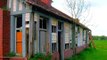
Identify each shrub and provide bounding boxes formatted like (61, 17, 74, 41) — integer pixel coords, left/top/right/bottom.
(6, 52, 16, 57)
(29, 53, 52, 60)
(45, 53, 52, 60)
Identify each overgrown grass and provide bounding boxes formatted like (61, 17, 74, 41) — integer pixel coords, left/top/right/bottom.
(66, 40, 107, 60)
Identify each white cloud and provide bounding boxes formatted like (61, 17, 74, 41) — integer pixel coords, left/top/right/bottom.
(90, 6, 107, 36)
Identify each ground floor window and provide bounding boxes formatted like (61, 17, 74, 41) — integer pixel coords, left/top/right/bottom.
(52, 43, 57, 53)
(65, 43, 69, 49)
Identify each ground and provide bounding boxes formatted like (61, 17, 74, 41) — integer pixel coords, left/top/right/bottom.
(65, 40, 107, 60)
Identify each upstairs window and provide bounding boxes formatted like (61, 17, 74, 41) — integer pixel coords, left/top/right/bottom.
(52, 25, 56, 33)
(39, 16, 48, 29)
(58, 21, 62, 30)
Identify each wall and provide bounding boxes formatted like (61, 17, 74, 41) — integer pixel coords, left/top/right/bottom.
(0, 0, 7, 8)
(0, 57, 27, 60)
(0, 9, 10, 57)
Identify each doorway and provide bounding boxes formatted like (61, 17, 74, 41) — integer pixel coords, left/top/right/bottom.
(58, 21, 63, 60)
(58, 31, 62, 60)
(16, 15, 22, 55)
(39, 30, 47, 53)
(39, 16, 48, 53)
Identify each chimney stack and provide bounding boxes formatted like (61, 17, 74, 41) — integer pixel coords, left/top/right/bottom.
(41, 0, 52, 6)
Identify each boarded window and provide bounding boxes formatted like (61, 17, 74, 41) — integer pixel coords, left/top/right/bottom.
(64, 23, 72, 49)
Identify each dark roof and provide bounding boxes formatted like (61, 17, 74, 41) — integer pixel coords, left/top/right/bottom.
(26, 0, 90, 30)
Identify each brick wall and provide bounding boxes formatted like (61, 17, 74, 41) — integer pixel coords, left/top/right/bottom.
(0, 9, 3, 57)
(64, 49, 73, 59)
(76, 44, 87, 54)
(0, 57, 27, 60)
(0, 0, 7, 8)
(52, 52, 59, 60)
(0, 9, 10, 57)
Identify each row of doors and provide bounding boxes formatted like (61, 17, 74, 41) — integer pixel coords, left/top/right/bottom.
(15, 15, 63, 59)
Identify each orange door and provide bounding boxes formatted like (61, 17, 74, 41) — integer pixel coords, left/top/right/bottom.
(16, 32, 22, 55)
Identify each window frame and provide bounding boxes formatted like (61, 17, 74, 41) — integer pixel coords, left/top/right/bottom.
(39, 16, 48, 30)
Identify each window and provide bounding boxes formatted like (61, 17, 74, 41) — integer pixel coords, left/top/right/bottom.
(26, 21, 29, 24)
(43, 19, 47, 29)
(52, 43, 57, 53)
(64, 23, 71, 49)
(52, 25, 56, 33)
(40, 19, 43, 28)
(17, 16, 22, 28)
(16, 15, 22, 32)
(52, 25, 57, 52)
(39, 16, 47, 29)
(58, 21, 62, 30)
(65, 43, 69, 49)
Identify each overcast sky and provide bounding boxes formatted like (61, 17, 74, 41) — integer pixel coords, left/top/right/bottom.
(52, 0, 107, 36)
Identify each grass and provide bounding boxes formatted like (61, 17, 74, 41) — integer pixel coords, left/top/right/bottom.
(66, 40, 107, 60)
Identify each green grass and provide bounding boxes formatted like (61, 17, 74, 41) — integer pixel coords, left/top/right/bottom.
(66, 40, 107, 60)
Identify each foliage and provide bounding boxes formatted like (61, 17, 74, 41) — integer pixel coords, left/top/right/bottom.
(0, 0, 8, 10)
(1, 6, 8, 10)
(66, 40, 107, 60)
(66, 0, 90, 19)
(29, 53, 52, 60)
(93, 36, 107, 40)
(6, 52, 16, 57)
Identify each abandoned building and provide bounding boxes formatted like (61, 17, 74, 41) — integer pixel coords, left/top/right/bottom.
(0, 0, 91, 60)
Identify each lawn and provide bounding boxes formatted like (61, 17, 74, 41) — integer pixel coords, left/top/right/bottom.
(66, 40, 107, 60)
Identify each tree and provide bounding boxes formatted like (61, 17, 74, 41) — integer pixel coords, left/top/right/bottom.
(66, 0, 90, 22)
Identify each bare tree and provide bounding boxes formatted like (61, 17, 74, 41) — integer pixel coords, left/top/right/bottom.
(66, 0, 90, 20)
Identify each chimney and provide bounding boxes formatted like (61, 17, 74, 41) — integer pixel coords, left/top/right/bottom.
(74, 18, 80, 23)
(41, 0, 52, 6)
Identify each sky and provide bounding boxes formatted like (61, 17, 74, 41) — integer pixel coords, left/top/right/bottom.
(52, 0, 107, 36)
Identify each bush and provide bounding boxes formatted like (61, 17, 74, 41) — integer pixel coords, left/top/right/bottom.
(29, 53, 52, 60)
(6, 52, 16, 57)
(45, 53, 52, 60)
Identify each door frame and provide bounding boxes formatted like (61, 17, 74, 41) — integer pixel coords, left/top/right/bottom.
(15, 15, 23, 55)
(38, 16, 49, 53)
(57, 21, 64, 60)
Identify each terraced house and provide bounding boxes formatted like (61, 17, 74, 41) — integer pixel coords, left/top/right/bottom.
(0, 0, 91, 60)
